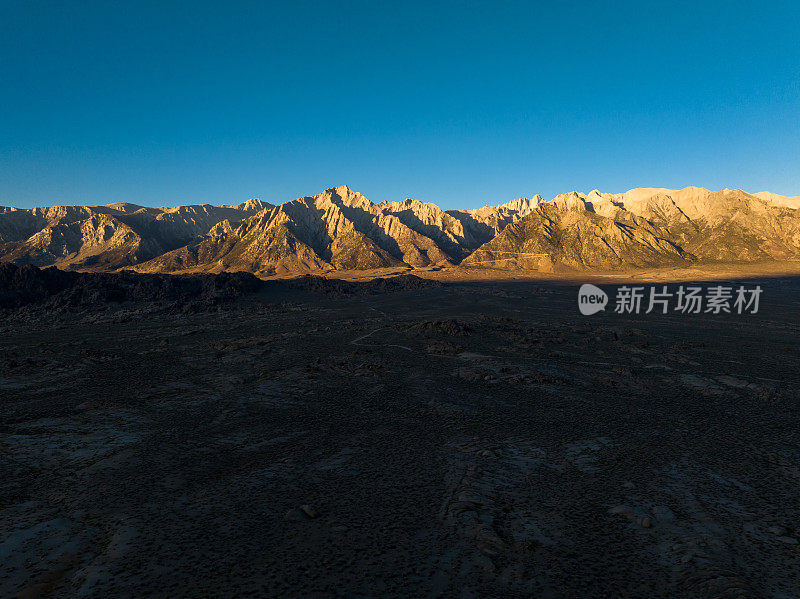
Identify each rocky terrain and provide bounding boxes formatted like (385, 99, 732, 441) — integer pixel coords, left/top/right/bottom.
(1, 266, 799, 597)
(3, 185, 799, 275)
(0, 199, 270, 272)
(462, 187, 800, 271)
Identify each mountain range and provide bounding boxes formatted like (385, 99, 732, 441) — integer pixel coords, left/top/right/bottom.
(2, 185, 799, 275)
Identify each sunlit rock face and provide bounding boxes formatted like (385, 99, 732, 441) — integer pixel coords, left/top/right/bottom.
(0, 199, 271, 271)
(2, 185, 799, 274)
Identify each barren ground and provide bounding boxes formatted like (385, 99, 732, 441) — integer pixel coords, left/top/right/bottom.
(1, 269, 799, 598)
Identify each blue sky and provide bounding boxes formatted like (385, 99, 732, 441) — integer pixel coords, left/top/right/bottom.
(2, 0, 799, 210)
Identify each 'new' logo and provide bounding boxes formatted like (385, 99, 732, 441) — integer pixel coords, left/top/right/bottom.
(578, 284, 608, 315)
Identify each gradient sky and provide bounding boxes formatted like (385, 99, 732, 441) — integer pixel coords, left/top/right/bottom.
(2, 0, 799, 210)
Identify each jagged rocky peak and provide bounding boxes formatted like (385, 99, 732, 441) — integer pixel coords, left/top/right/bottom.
(580, 190, 625, 217)
(236, 198, 271, 212)
(377, 197, 454, 222)
(496, 196, 543, 213)
(318, 185, 370, 206)
(379, 197, 430, 209)
(550, 191, 591, 211)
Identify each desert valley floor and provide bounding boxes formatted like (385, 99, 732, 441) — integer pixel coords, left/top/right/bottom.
(2, 267, 800, 598)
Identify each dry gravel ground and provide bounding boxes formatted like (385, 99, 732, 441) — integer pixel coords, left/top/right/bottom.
(1, 273, 799, 598)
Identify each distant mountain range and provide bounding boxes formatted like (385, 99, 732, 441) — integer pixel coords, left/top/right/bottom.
(2, 185, 799, 274)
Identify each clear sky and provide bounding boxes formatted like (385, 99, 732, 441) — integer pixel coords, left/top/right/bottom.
(2, 0, 799, 210)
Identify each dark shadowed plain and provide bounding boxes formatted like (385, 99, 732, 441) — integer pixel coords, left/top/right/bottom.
(1, 266, 798, 597)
